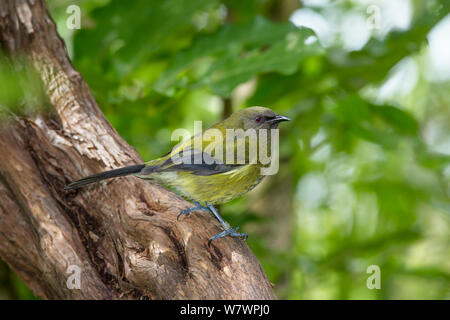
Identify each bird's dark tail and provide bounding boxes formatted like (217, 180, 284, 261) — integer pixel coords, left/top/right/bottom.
(64, 164, 146, 191)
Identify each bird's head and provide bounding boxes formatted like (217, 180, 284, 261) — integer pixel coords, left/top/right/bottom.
(224, 106, 291, 130)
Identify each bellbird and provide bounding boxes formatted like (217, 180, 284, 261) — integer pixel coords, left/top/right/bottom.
(65, 107, 290, 241)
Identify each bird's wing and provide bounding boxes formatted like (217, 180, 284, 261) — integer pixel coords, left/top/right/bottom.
(140, 127, 259, 176)
(141, 145, 243, 176)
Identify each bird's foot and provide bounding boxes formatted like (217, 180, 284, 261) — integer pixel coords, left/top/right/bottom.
(209, 227, 248, 243)
(177, 202, 209, 220)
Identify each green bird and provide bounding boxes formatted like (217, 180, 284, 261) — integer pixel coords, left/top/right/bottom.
(65, 106, 290, 241)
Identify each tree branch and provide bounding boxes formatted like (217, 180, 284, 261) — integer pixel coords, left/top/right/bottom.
(0, 0, 275, 299)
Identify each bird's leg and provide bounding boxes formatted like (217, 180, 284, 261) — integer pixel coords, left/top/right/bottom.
(207, 204, 248, 242)
(177, 201, 209, 220)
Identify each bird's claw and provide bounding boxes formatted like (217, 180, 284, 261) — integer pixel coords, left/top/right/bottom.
(177, 208, 194, 220)
(177, 203, 209, 221)
(178, 204, 248, 243)
(209, 227, 248, 243)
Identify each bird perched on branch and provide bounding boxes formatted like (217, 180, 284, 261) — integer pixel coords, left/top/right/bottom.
(65, 106, 290, 242)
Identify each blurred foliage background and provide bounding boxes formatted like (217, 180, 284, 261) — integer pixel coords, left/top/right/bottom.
(1, 0, 449, 299)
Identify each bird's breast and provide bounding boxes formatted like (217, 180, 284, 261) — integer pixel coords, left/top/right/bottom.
(146, 164, 265, 205)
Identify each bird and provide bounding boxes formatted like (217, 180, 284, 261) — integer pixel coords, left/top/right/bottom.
(65, 106, 290, 242)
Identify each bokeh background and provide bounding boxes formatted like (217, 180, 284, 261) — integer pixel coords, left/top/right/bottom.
(0, 0, 449, 299)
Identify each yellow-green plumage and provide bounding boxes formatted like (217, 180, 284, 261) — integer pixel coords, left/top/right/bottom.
(135, 107, 282, 205)
(64, 107, 290, 241)
(140, 162, 264, 205)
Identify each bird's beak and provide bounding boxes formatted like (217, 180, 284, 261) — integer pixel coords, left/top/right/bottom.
(269, 115, 291, 123)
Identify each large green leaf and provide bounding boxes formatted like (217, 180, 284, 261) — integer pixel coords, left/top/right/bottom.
(154, 16, 324, 97)
(73, 0, 218, 104)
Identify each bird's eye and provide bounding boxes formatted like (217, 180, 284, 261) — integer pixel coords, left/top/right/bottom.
(255, 116, 262, 123)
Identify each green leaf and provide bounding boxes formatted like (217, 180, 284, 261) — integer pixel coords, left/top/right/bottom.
(154, 16, 324, 97)
(73, 0, 218, 103)
(369, 104, 418, 135)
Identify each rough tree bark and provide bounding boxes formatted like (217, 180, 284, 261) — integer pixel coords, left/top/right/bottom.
(0, 0, 276, 299)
